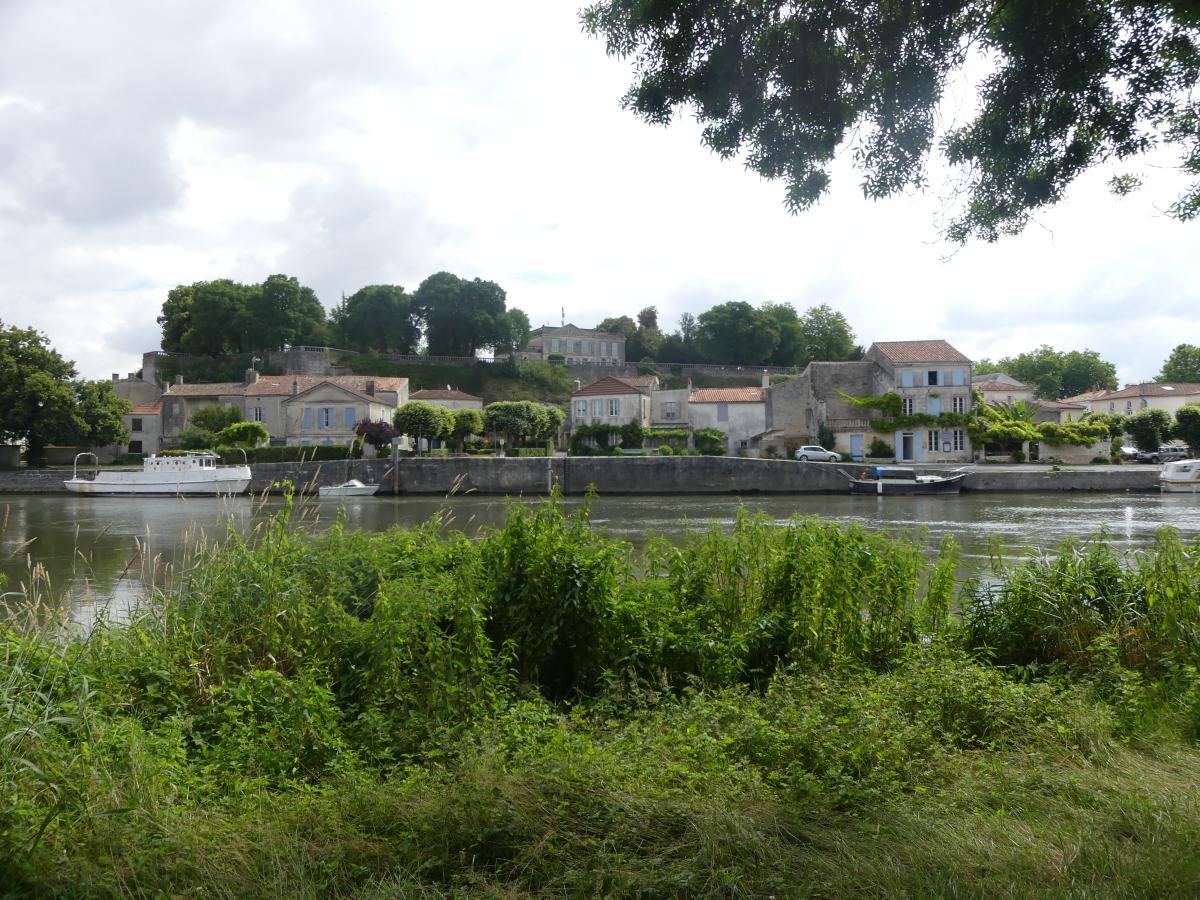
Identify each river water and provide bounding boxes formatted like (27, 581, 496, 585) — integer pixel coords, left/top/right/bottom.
(2, 492, 1199, 628)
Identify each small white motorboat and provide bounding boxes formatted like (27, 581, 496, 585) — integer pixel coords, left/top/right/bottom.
(1160, 459, 1200, 494)
(318, 479, 379, 498)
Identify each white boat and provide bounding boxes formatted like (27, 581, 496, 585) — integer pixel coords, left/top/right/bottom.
(64, 451, 252, 496)
(1160, 459, 1200, 494)
(318, 479, 379, 498)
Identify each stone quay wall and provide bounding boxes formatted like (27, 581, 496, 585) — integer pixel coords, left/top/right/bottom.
(0, 459, 1163, 496)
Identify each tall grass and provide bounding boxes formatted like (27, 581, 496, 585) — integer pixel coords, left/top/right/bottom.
(3, 497, 1200, 896)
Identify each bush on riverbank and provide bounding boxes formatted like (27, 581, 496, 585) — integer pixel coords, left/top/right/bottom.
(4, 499, 1200, 896)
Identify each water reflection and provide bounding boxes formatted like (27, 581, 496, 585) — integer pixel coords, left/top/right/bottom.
(2, 491, 1198, 627)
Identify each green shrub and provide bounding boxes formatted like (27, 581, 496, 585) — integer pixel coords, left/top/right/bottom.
(612, 447, 625, 456)
(658, 444, 673, 456)
(867, 437, 892, 458)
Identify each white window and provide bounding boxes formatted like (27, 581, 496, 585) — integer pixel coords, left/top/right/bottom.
(575, 400, 587, 419)
(253, 406, 263, 422)
(953, 429, 966, 451)
(1126, 401, 1133, 413)
(663, 401, 678, 420)
(927, 430, 940, 452)
(319, 407, 332, 429)
(952, 396, 965, 413)
(608, 398, 620, 417)
(591, 398, 603, 417)
(551, 339, 559, 352)
(902, 397, 914, 416)
(717, 403, 729, 422)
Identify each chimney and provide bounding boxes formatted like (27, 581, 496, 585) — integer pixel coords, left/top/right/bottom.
(244, 368, 259, 385)
(687, 377, 694, 395)
(365, 379, 375, 396)
(112, 373, 119, 382)
(174, 374, 184, 385)
(128, 372, 136, 381)
(292, 378, 300, 395)
(762, 370, 770, 390)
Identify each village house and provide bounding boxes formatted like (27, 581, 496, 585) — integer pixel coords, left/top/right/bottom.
(687, 381, 767, 456)
(569, 375, 655, 440)
(156, 371, 408, 447)
(973, 374, 1035, 407)
(1064, 383, 1200, 417)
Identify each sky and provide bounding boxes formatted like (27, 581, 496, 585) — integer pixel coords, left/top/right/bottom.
(1, 1, 1197, 386)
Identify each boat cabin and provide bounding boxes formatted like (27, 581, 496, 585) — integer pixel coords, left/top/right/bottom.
(145, 452, 220, 471)
(861, 467, 918, 481)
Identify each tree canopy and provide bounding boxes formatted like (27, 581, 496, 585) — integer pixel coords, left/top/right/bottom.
(330, 285, 422, 355)
(992, 346, 1118, 399)
(158, 276, 328, 356)
(416, 273, 517, 357)
(583, 1, 1200, 241)
(1157, 344, 1200, 383)
(0, 323, 130, 460)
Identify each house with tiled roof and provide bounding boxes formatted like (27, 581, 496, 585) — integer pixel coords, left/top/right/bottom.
(974, 377, 1035, 407)
(570, 376, 654, 434)
(410, 388, 484, 410)
(158, 370, 409, 447)
(688, 380, 768, 456)
(763, 340, 975, 462)
(123, 401, 163, 456)
(1064, 383, 1200, 417)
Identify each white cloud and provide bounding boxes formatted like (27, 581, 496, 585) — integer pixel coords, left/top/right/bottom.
(0, 0, 1196, 384)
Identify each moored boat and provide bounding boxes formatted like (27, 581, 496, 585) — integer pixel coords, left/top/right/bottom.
(64, 451, 252, 496)
(318, 479, 379, 498)
(1160, 459, 1200, 494)
(848, 466, 967, 495)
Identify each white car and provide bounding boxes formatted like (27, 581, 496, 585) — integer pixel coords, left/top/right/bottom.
(794, 445, 841, 462)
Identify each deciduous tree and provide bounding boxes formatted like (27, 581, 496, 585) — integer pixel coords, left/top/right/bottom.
(416, 272, 515, 357)
(1174, 405, 1200, 455)
(189, 404, 243, 434)
(74, 380, 131, 449)
(584, 0, 1200, 241)
(1157, 344, 1200, 383)
(1126, 408, 1173, 452)
(393, 401, 451, 453)
(0, 322, 82, 464)
(330, 285, 421, 354)
(695, 301, 780, 365)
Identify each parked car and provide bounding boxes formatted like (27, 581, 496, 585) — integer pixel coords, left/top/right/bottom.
(1138, 445, 1189, 464)
(794, 445, 841, 462)
(1119, 446, 1140, 463)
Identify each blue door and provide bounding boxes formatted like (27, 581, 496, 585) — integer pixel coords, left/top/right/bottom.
(850, 434, 864, 461)
(915, 430, 926, 461)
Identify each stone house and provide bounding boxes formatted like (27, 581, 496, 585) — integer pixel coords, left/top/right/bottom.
(159, 372, 409, 446)
(518, 324, 626, 366)
(570, 375, 655, 437)
(123, 401, 163, 456)
(974, 376, 1035, 407)
(1064, 383, 1200, 417)
(687, 385, 767, 456)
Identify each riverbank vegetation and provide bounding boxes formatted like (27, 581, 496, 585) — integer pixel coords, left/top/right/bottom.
(5, 500, 1200, 896)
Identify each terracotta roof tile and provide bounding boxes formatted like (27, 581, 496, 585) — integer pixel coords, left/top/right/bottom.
(1098, 382, 1200, 400)
(689, 387, 765, 403)
(975, 380, 1031, 392)
(871, 340, 971, 365)
(411, 388, 482, 401)
(165, 375, 408, 399)
(1034, 399, 1086, 410)
(572, 376, 646, 397)
(129, 402, 162, 414)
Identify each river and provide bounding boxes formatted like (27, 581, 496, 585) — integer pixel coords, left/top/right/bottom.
(3, 492, 1199, 628)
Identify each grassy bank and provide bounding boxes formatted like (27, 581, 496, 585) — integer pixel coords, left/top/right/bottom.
(4, 500, 1200, 897)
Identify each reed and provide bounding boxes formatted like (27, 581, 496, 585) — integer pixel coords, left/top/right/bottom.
(3, 497, 1200, 897)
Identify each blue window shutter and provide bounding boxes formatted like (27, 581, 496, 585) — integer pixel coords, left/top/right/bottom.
(346, 407, 355, 428)
(302, 407, 312, 430)
(928, 397, 941, 416)
(901, 371, 913, 388)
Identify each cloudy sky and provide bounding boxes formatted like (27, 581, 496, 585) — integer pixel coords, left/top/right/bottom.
(1, 1, 1196, 384)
